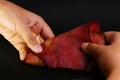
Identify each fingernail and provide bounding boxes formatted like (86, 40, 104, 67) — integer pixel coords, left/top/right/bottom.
(81, 43, 89, 49)
(34, 44, 43, 53)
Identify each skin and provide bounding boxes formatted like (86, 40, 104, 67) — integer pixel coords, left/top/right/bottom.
(0, 1, 54, 61)
(81, 31, 120, 80)
(0, 0, 120, 80)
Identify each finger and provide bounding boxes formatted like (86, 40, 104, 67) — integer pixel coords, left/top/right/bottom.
(29, 25, 45, 44)
(36, 17, 55, 39)
(0, 29, 27, 61)
(25, 53, 44, 66)
(31, 29, 45, 44)
(103, 31, 120, 44)
(81, 42, 105, 56)
(35, 35, 44, 44)
(15, 42, 27, 61)
(29, 25, 41, 34)
(16, 23, 43, 53)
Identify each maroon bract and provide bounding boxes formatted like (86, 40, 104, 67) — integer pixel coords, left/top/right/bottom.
(25, 21, 105, 70)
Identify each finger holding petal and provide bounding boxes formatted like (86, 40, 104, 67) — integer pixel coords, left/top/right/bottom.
(0, 27, 27, 60)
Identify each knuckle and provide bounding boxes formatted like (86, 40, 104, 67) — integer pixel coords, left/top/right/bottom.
(87, 43, 99, 53)
(26, 38, 37, 47)
(15, 42, 27, 52)
(18, 45, 27, 52)
(38, 16, 44, 20)
(12, 41, 26, 51)
(114, 32, 120, 37)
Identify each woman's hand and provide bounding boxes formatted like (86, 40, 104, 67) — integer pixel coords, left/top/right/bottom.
(0, 1, 54, 62)
(81, 31, 120, 80)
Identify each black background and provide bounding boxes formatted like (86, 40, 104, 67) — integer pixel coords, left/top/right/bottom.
(0, 0, 120, 80)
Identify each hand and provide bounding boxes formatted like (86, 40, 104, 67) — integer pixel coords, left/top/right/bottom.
(0, 1, 54, 61)
(81, 31, 120, 80)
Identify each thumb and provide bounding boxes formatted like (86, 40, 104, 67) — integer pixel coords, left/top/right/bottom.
(81, 42, 103, 56)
